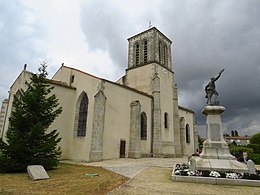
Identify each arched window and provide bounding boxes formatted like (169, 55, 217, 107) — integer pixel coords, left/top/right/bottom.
(141, 112, 147, 140)
(159, 41, 162, 63)
(186, 124, 190, 144)
(135, 43, 140, 65)
(164, 112, 169, 129)
(144, 40, 148, 63)
(77, 93, 88, 136)
(163, 45, 167, 66)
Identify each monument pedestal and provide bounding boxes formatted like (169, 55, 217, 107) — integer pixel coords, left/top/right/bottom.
(190, 105, 249, 172)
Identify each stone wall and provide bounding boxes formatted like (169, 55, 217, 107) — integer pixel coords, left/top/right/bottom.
(152, 73, 162, 157)
(172, 85, 181, 155)
(89, 88, 106, 161)
(127, 27, 172, 70)
(128, 101, 141, 158)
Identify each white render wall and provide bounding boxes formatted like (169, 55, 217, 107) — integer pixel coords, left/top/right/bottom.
(102, 81, 152, 159)
(52, 66, 100, 161)
(52, 66, 153, 161)
(179, 108, 196, 155)
(47, 85, 76, 160)
(125, 62, 181, 156)
(1, 70, 32, 142)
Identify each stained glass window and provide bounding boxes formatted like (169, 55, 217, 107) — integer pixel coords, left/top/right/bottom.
(141, 112, 147, 140)
(77, 94, 88, 136)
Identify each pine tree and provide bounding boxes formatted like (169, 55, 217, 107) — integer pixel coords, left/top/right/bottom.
(0, 63, 62, 172)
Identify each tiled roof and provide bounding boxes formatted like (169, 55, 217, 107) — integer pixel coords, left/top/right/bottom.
(224, 136, 251, 140)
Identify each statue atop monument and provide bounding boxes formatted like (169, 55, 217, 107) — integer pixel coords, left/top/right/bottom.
(205, 69, 224, 105)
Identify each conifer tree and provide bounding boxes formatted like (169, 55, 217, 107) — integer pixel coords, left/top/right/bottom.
(0, 63, 62, 172)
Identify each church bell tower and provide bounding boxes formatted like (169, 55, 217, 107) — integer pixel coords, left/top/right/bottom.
(124, 27, 181, 157)
(127, 27, 172, 72)
(124, 27, 174, 95)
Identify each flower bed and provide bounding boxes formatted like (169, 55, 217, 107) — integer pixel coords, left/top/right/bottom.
(173, 163, 260, 180)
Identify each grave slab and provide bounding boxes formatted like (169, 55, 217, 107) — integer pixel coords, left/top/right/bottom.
(27, 165, 49, 180)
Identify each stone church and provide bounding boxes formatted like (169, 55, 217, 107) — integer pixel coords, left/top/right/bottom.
(0, 27, 198, 162)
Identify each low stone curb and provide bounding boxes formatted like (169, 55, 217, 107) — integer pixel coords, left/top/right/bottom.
(172, 174, 260, 187)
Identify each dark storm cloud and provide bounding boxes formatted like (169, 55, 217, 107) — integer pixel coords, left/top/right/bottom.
(166, 0, 260, 135)
(80, 0, 260, 135)
(80, 0, 128, 68)
(80, 0, 162, 69)
(0, 0, 47, 100)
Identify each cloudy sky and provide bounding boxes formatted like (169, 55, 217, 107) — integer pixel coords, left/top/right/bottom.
(1, 0, 260, 137)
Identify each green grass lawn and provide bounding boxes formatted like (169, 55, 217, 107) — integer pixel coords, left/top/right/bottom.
(0, 163, 128, 195)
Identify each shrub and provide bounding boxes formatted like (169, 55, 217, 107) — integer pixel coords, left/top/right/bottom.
(229, 145, 253, 162)
(249, 132, 260, 153)
(248, 153, 260, 165)
(201, 170, 211, 177)
(242, 173, 260, 180)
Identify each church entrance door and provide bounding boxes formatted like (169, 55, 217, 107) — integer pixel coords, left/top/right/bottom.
(120, 140, 126, 158)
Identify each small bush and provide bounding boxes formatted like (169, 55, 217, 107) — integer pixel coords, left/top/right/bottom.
(242, 173, 260, 180)
(201, 170, 211, 177)
(248, 153, 260, 165)
(219, 172, 226, 178)
(229, 145, 253, 162)
(180, 171, 188, 176)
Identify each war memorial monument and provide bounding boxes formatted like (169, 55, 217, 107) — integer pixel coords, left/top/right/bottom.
(172, 69, 259, 186)
(189, 69, 252, 172)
